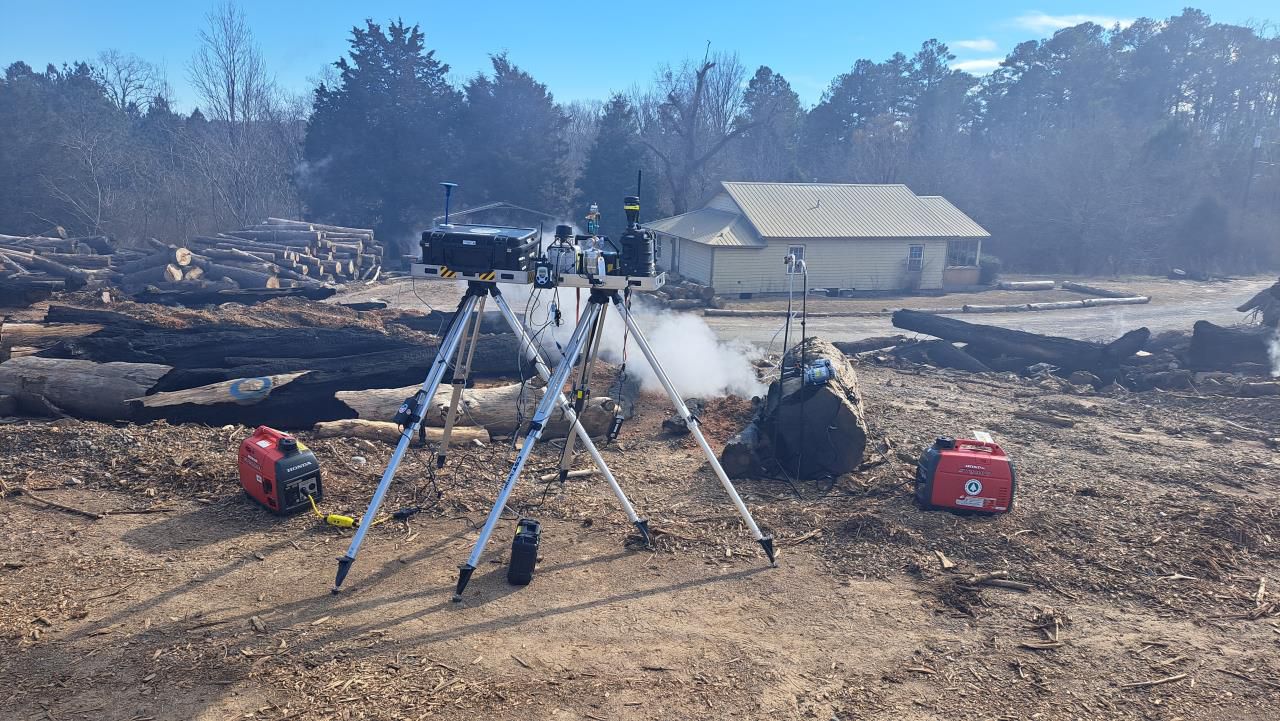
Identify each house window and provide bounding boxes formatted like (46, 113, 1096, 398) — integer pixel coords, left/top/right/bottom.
(787, 245, 805, 273)
(946, 239, 979, 267)
(907, 245, 924, 272)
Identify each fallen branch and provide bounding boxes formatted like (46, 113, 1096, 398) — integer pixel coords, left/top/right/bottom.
(1019, 641, 1064, 650)
(311, 419, 489, 445)
(537, 469, 596, 483)
(982, 579, 1033, 592)
(11, 487, 104, 519)
(1013, 410, 1076, 428)
(1120, 673, 1187, 689)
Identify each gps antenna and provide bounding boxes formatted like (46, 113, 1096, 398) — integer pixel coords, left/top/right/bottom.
(440, 182, 458, 225)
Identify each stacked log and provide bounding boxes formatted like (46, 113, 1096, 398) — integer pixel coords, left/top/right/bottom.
(183, 218, 383, 290)
(652, 276, 718, 309)
(0, 233, 129, 305)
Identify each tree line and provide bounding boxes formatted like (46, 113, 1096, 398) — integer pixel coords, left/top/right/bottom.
(0, 5, 1276, 275)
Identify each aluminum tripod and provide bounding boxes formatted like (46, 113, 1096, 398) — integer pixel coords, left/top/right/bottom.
(451, 287, 776, 601)
(333, 282, 650, 593)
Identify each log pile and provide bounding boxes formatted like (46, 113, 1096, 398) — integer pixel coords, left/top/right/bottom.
(182, 217, 384, 289)
(865, 310, 1278, 394)
(0, 233, 126, 305)
(0, 303, 549, 431)
(891, 310, 1150, 379)
(0, 217, 382, 308)
(652, 276, 721, 310)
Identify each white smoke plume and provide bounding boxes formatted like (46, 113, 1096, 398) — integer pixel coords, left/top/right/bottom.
(493, 283, 764, 399)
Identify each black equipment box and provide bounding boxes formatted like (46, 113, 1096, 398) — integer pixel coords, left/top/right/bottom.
(508, 518, 541, 585)
(420, 224, 539, 275)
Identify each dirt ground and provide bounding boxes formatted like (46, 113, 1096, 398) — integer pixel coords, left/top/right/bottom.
(3, 353, 1280, 720)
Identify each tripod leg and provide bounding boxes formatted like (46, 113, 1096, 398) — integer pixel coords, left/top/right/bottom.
(490, 291, 650, 544)
(610, 295, 776, 566)
(454, 301, 605, 601)
(333, 292, 484, 593)
(437, 295, 487, 467)
(557, 301, 608, 481)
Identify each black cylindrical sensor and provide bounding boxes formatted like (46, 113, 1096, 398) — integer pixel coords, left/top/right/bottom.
(623, 196, 640, 228)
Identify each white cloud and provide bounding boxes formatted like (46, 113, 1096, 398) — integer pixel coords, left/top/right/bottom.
(1013, 11, 1134, 33)
(953, 58, 1004, 74)
(952, 38, 999, 52)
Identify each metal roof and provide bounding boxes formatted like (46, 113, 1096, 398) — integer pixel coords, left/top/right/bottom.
(917, 196, 991, 238)
(720, 182, 990, 239)
(643, 207, 766, 247)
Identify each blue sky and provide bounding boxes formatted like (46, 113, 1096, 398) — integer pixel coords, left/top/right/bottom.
(1, 1, 1274, 110)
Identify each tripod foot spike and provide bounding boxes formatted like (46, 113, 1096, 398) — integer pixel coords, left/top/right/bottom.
(758, 537, 777, 566)
(452, 564, 475, 602)
(333, 555, 354, 594)
(633, 519, 652, 548)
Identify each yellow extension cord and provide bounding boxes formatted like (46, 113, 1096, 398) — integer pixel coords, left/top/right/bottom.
(308, 494, 388, 530)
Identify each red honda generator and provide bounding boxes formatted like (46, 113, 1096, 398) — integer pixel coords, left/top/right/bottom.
(239, 426, 322, 515)
(915, 437, 1016, 514)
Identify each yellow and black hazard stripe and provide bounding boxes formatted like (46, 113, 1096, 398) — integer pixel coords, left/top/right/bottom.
(476, 271, 497, 281)
(438, 266, 458, 278)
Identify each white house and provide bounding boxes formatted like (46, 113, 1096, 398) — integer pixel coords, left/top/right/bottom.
(646, 182, 989, 296)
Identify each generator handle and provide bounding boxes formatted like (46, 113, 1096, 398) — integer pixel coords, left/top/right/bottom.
(954, 439, 1004, 455)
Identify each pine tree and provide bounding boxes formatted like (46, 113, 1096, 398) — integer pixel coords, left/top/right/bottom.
(575, 94, 655, 240)
(301, 20, 460, 249)
(458, 53, 570, 216)
(736, 67, 803, 181)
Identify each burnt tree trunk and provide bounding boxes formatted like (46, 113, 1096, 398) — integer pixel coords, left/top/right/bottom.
(0, 356, 171, 420)
(741, 337, 869, 479)
(894, 339, 992, 373)
(892, 309, 1149, 372)
(1188, 321, 1274, 369)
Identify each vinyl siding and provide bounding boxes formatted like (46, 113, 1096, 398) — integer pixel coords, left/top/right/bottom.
(678, 240, 714, 284)
(710, 238, 950, 294)
(657, 236, 678, 273)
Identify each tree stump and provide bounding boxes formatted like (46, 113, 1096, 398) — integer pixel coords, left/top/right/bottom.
(756, 337, 869, 478)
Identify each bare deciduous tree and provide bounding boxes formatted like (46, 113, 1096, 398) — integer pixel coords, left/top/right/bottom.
(186, 0, 296, 226)
(189, 1, 272, 128)
(636, 50, 753, 214)
(94, 50, 167, 111)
